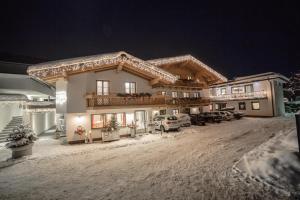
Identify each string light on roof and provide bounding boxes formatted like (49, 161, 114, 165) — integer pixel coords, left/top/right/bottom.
(27, 52, 178, 83)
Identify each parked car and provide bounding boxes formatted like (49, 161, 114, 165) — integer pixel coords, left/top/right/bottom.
(230, 111, 244, 119)
(153, 115, 181, 132)
(200, 112, 222, 123)
(213, 111, 234, 121)
(189, 114, 206, 126)
(175, 113, 191, 127)
(220, 107, 244, 120)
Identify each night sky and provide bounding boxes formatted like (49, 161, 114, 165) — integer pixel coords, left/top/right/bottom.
(0, 1, 299, 79)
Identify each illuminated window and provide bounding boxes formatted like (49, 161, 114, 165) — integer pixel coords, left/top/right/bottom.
(172, 109, 179, 115)
(251, 102, 260, 110)
(125, 82, 136, 94)
(220, 88, 226, 95)
(126, 113, 135, 126)
(91, 114, 104, 129)
(194, 92, 200, 98)
(231, 86, 245, 94)
(215, 104, 219, 110)
(116, 113, 126, 127)
(183, 92, 189, 98)
(161, 91, 166, 96)
(245, 84, 254, 93)
(171, 91, 178, 98)
(97, 80, 109, 95)
(209, 104, 213, 111)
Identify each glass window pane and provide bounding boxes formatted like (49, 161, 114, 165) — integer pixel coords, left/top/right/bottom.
(252, 102, 260, 110)
(126, 113, 134, 126)
(92, 114, 104, 128)
(103, 81, 108, 87)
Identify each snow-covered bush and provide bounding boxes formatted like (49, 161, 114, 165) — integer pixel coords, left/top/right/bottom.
(6, 125, 37, 148)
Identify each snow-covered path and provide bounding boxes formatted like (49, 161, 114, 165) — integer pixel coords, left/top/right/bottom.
(0, 117, 295, 200)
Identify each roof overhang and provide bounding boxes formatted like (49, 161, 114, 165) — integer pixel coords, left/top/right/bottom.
(27, 52, 177, 85)
(148, 55, 227, 85)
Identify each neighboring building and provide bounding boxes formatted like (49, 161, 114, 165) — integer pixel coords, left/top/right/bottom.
(0, 72, 56, 143)
(27, 51, 226, 143)
(209, 72, 289, 117)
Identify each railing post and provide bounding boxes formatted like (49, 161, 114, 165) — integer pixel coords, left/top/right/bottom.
(295, 113, 300, 153)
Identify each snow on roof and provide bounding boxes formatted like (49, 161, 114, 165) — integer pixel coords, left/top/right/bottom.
(148, 55, 228, 82)
(27, 51, 177, 84)
(210, 72, 289, 87)
(0, 94, 28, 101)
(234, 72, 289, 82)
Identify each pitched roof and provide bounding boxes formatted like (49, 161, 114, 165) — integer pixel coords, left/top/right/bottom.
(148, 55, 227, 82)
(27, 51, 177, 84)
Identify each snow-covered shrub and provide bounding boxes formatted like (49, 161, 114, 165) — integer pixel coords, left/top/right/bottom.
(6, 125, 37, 148)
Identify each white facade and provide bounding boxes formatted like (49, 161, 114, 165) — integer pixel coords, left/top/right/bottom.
(209, 73, 288, 117)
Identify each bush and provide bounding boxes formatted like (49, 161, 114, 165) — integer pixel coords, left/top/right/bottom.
(6, 125, 37, 148)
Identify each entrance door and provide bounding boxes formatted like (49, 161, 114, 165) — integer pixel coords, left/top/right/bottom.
(135, 111, 146, 133)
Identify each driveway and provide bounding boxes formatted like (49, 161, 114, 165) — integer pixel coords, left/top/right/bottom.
(0, 117, 295, 200)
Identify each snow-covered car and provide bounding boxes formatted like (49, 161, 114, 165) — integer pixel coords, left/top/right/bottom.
(175, 113, 191, 127)
(216, 111, 234, 121)
(153, 115, 181, 132)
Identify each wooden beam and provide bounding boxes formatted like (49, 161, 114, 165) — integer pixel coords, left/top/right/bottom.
(116, 64, 123, 72)
(150, 77, 160, 86)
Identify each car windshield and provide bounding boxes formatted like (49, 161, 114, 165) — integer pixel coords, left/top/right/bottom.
(167, 116, 177, 120)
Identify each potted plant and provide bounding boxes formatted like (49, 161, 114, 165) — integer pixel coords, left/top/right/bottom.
(101, 116, 120, 142)
(6, 124, 37, 159)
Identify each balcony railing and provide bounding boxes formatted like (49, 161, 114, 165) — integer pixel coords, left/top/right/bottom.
(210, 91, 267, 101)
(86, 94, 210, 108)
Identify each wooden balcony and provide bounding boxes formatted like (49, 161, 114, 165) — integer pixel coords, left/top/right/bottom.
(86, 94, 210, 108)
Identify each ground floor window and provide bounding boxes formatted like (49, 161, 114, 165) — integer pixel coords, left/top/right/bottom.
(91, 114, 105, 128)
(239, 102, 246, 110)
(251, 102, 260, 110)
(160, 109, 166, 115)
(172, 109, 179, 115)
(209, 104, 213, 111)
(91, 113, 126, 129)
(125, 113, 135, 126)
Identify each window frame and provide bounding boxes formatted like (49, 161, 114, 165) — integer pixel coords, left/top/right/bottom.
(96, 80, 110, 96)
(172, 109, 179, 115)
(251, 102, 260, 110)
(220, 88, 226, 95)
(171, 91, 178, 98)
(125, 82, 137, 94)
(183, 92, 189, 98)
(231, 86, 245, 94)
(245, 84, 254, 93)
(238, 102, 246, 110)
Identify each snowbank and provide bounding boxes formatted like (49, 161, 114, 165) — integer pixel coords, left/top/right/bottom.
(234, 127, 300, 195)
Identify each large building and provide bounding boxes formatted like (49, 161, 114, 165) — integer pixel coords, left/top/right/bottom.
(27, 51, 226, 143)
(209, 72, 288, 117)
(27, 52, 288, 143)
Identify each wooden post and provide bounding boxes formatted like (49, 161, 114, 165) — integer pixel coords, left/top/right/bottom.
(295, 114, 300, 153)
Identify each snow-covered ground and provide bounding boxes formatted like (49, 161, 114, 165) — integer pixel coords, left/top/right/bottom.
(234, 124, 300, 195)
(0, 117, 296, 200)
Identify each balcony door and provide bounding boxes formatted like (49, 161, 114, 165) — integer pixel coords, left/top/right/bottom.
(135, 110, 146, 133)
